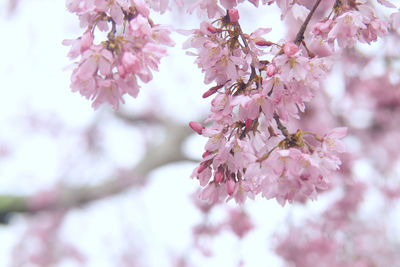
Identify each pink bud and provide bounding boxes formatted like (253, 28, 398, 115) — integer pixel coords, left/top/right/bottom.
(202, 88, 218, 98)
(266, 64, 276, 77)
(197, 162, 207, 174)
(203, 84, 224, 98)
(283, 41, 299, 57)
(228, 8, 239, 24)
(215, 167, 224, 183)
(207, 25, 221, 34)
(226, 179, 236, 195)
(255, 39, 273, 46)
(189, 121, 204, 135)
(202, 151, 211, 158)
(245, 119, 252, 129)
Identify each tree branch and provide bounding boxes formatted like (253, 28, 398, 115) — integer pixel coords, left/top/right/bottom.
(294, 0, 323, 44)
(0, 118, 196, 222)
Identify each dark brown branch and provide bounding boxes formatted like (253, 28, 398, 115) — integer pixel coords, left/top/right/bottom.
(294, 0, 323, 44)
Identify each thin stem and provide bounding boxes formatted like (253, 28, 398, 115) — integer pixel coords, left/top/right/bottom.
(258, 145, 279, 163)
(107, 20, 117, 40)
(237, 25, 258, 89)
(294, 0, 323, 44)
(273, 112, 290, 138)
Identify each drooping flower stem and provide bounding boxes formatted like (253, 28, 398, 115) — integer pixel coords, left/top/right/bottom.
(273, 112, 289, 138)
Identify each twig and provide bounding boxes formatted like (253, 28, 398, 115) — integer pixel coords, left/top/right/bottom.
(273, 112, 289, 138)
(294, 0, 323, 44)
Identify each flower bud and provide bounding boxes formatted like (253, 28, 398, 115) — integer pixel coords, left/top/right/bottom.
(202, 151, 211, 158)
(202, 84, 224, 98)
(189, 121, 204, 135)
(226, 179, 236, 195)
(266, 64, 276, 77)
(215, 168, 224, 183)
(207, 25, 221, 34)
(197, 162, 207, 174)
(255, 39, 273, 46)
(245, 119, 252, 129)
(202, 88, 218, 98)
(228, 8, 239, 24)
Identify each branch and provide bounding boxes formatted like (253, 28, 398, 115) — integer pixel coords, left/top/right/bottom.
(294, 0, 323, 44)
(114, 111, 162, 124)
(0, 119, 196, 222)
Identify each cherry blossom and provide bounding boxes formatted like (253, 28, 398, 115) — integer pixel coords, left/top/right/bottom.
(184, 5, 348, 205)
(64, 0, 174, 109)
(63, 0, 398, 209)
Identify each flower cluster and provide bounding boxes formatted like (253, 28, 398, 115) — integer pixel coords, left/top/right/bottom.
(63, 0, 397, 207)
(311, 2, 389, 51)
(64, 0, 174, 109)
(186, 8, 347, 205)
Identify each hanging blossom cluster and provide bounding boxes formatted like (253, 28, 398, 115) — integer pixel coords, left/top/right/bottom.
(311, 0, 389, 52)
(63, 0, 397, 205)
(186, 0, 393, 206)
(63, 0, 177, 109)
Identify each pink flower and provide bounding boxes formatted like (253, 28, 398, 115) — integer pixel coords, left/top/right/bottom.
(63, 32, 93, 59)
(227, 209, 253, 238)
(199, 183, 226, 204)
(192, 163, 212, 186)
(134, 0, 150, 17)
(129, 15, 152, 38)
(221, 0, 238, 9)
(80, 31, 93, 53)
(121, 52, 141, 74)
(70, 45, 113, 100)
(188, 0, 224, 19)
(283, 41, 298, 57)
(94, 0, 124, 25)
(65, 0, 173, 110)
(327, 11, 366, 48)
(92, 78, 123, 110)
(322, 127, 347, 153)
(312, 19, 333, 36)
